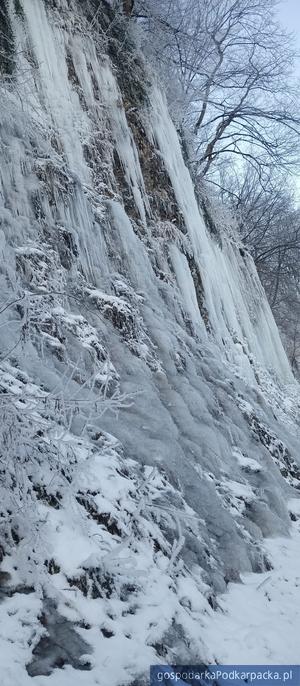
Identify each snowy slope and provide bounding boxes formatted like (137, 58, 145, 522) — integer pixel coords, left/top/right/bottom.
(202, 500, 300, 664)
(0, 1, 299, 684)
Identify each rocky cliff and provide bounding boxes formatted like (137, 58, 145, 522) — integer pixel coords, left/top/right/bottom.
(0, 1, 299, 684)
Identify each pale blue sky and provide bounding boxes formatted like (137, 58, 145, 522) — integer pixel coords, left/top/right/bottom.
(277, 0, 300, 196)
(277, 0, 300, 54)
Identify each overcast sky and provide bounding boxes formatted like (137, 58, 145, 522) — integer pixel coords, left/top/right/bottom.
(277, 0, 300, 196)
(277, 0, 300, 55)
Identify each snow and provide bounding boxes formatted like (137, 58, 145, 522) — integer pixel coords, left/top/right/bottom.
(288, 498, 300, 516)
(202, 514, 300, 664)
(0, 594, 43, 686)
(1, 511, 300, 684)
(233, 446, 263, 473)
(0, 1, 299, 684)
(221, 479, 255, 500)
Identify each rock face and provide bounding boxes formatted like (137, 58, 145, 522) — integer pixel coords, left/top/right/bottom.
(0, 1, 299, 684)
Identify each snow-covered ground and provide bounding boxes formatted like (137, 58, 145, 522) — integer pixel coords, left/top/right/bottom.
(1, 514, 300, 686)
(203, 499, 300, 664)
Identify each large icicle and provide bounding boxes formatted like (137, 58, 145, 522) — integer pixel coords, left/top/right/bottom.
(148, 87, 293, 383)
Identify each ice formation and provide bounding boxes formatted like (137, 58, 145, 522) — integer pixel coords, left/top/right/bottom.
(0, 1, 299, 684)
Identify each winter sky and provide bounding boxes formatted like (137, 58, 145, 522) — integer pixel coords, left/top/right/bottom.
(277, 0, 300, 194)
(278, 0, 300, 53)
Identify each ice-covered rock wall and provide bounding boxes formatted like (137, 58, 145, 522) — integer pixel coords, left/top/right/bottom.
(0, 1, 299, 684)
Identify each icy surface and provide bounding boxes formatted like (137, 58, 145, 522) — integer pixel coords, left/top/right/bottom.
(0, 1, 299, 684)
(149, 87, 292, 383)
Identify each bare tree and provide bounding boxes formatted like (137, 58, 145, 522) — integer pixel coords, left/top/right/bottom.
(135, 0, 300, 179)
(218, 164, 300, 371)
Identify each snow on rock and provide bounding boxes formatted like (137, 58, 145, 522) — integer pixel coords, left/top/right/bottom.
(232, 446, 263, 473)
(0, 1, 299, 683)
